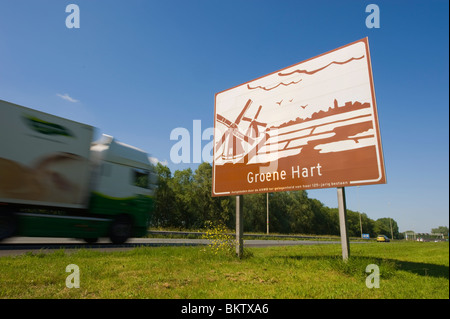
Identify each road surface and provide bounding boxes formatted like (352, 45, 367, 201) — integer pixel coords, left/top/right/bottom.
(0, 236, 359, 257)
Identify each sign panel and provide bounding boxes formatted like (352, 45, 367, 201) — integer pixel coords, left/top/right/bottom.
(212, 38, 386, 196)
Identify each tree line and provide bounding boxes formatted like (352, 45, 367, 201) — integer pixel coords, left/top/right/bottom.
(152, 162, 400, 239)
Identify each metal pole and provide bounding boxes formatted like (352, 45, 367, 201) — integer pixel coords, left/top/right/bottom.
(337, 187, 350, 261)
(357, 186, 363, 238)
(359, 213, 363, 238)
(236, 195, 244, 258)
(390, 218, 394, 241)
(266, 193, 269, 235)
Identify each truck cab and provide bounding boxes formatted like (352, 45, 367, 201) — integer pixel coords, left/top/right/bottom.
(89, 134, 157, 243)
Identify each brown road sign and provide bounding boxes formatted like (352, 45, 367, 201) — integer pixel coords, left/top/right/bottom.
(212, 38, 386, 197)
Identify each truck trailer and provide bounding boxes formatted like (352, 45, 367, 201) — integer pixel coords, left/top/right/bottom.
(0, 99, 157, 244)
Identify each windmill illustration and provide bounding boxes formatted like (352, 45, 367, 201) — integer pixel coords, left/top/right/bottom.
(215, 99, 267, 162)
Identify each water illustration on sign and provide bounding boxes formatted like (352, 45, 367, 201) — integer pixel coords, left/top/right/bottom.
(213, 38, 386, 196)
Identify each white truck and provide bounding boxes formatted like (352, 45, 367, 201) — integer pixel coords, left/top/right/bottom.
(0, 99, 157, 244)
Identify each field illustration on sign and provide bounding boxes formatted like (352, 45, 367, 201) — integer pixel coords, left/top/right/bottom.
(213, 38, 386, 196)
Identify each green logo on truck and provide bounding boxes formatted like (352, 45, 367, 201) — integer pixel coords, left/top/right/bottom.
(23, 115, 74, 137)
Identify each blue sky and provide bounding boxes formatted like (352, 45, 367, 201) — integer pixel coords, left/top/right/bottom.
(0, 0, 448, 233)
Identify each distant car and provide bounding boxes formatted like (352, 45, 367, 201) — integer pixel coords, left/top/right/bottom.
(377, 235, 390, 242)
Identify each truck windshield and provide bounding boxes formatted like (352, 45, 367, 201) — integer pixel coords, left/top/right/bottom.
(132, 168, 150, 189)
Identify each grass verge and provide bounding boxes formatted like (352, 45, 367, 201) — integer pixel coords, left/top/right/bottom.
(0, 241, 448, 299)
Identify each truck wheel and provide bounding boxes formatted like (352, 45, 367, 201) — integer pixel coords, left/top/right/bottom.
(0, 213, 17, 241)
(109, 215, 133, 244)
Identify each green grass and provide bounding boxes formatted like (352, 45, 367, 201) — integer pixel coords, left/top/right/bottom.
(0, 241, 448, 299)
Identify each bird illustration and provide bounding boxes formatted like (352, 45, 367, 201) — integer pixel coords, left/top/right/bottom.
(300, 104, 308, 109)
(276, 99, 283, 106)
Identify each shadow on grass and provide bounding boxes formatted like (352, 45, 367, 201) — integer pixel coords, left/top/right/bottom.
(392, 259, 449, 279)
(270, 255, 449, 280)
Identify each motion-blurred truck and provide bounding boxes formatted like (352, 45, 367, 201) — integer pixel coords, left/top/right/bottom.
(0, 99, 157, 244)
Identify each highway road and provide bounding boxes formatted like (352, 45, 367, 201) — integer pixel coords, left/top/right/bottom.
(0, 236, 362, 257)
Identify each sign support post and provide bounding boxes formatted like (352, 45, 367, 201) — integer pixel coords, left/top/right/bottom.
(236, 195, 244, 258)
(266, 193, 269, 235)
(337, 187, 350, 261)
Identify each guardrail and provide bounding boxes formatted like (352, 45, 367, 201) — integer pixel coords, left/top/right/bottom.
(147, 230, 373, 241)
